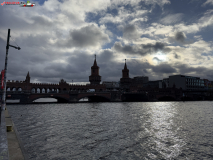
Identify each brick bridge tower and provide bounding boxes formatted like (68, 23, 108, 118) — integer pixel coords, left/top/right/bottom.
(120, 59, 132, 89)
(24, 71, 30, 83)
(89, 55, 101, 84)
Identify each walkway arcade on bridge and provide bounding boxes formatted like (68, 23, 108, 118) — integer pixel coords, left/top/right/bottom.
(2, 72, 106, 94)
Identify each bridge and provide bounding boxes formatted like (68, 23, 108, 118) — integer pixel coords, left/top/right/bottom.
(1, 72, 202, 103)
(0, 91, 117, 103)
(0, 73, 117, 103)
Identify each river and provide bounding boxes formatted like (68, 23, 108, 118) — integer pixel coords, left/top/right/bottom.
(7, 102, 213, 159)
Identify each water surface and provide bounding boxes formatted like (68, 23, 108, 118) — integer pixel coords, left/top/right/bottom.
(7, 102, 213, 159)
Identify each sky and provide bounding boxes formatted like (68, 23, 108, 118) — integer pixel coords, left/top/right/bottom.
(0, 0, 213, 84)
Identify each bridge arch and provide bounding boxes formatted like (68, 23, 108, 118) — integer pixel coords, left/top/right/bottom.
(17, 87, 22, 91)
(77, 94, 111, 102)
(36, 88, 41, 93)
(31, 95, 69, 103)
(47, 88, 51, 93)
(31, 88, 36, 93)
(41, 88, 46, 93)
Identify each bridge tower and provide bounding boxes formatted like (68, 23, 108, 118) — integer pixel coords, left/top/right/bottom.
(120, 59, 132, 89)
(89, 55, 101, 85)
(25, 71, 30, 83)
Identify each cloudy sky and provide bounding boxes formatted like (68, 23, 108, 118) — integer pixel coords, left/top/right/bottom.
(0, 0, 213, 84)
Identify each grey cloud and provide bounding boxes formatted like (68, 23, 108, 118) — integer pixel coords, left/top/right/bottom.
(173, 52, 181, 59)
(172, 63, 213, 80)
(123, 24, 141, 39)
(152, 63, 177, 73)
(143, 42, 169, 51)
(99, 49, 114, 63)
(113, 42, 171, 55)
(124, 25, 137, 33)
(31, 15, 53, 26)
(175, 32, 186, 43)
(169, 32, 193, 44)
(175, 64, 208, 74)
(58, 24, 110, 48)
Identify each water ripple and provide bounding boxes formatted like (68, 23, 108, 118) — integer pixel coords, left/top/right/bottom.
(7, 101, 213, 160)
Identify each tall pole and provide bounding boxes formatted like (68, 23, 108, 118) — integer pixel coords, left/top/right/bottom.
(1, 29, 10, 111)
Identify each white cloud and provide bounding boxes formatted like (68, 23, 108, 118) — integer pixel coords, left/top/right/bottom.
(202, 0, 213, 6)
(99, 7, 148, 25)
(160, 13, 183, 24)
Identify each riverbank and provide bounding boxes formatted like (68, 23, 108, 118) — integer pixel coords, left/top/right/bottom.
(0, 105, 25, 160)
(0, 108, 9, 160)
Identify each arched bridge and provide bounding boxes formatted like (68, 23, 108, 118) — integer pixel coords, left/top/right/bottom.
(1, 91, 114, 103)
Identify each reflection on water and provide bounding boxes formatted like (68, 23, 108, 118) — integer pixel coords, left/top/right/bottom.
(6, 99, 20, 103)
(33, 98, 57, 102)
(7, 102, 213, 159)
(145, 102, 186, 159)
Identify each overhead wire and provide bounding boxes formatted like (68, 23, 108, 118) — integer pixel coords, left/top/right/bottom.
(10, 36, 21, 48)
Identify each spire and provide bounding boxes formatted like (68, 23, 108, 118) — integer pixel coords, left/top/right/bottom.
(25, 71, 30, 83)
(122, 59, 129, 78)
(124, 59, 127, 70)
(27, 71, 30, 77)
(93, 54, 97, 67)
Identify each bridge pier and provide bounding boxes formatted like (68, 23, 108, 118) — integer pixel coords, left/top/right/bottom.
(57, 98, 68, 103)
(20, 94, 32, 104)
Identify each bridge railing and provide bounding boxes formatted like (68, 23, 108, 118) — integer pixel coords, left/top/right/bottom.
(3, 91, 25, 94)
(0, 90, 121, 94)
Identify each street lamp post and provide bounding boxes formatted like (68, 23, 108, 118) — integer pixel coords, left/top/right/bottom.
(1, 29, 21, 123)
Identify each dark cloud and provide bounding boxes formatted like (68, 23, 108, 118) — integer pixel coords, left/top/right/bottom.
(169, 32, 193, 44)
(170, 63, 213, 80)
(175, 63, 208, 74)
(152, 63, 177, 73)
(99, 49, 114, 62)
(173, 52, 181, 59)
(113, 42, 171, 55)
(123, 24, 140, 39)
(175, 32, 186, 43)
(58, 24, 110, 48)
(124, 25, 136, 33)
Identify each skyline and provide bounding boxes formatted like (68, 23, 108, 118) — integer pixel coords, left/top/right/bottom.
(0, 0, 213, 84)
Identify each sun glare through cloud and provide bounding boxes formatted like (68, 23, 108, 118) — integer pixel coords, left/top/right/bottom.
(152, 51, 167, 64)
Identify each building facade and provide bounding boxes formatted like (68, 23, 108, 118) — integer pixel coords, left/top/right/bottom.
(143, 80, 162, 89)
(163, 75, 205, 90)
